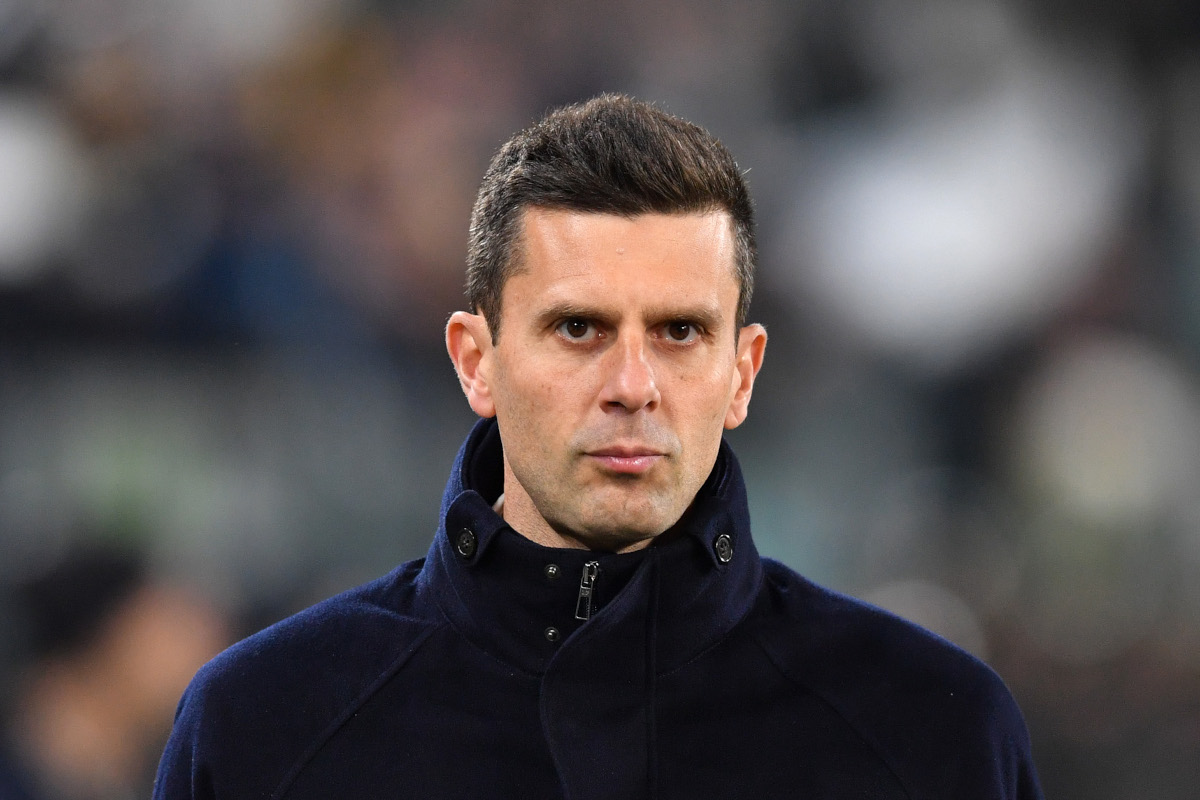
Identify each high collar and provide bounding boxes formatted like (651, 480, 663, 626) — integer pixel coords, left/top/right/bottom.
(423, 417, 763, 677)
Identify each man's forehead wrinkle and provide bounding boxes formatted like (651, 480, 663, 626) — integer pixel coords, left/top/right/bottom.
(507, 206, 741, 329)
(518, 211, 734, 270)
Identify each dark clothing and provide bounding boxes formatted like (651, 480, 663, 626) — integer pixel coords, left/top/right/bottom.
(154, 418, 1042, 799)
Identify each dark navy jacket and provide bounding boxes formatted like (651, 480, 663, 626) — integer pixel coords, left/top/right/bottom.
(154, 418, 1043, 799)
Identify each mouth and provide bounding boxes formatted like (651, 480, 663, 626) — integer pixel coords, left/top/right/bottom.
(585, 446, 666, 475)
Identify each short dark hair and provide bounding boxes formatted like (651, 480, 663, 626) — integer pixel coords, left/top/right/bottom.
(466, 94, 756, 339)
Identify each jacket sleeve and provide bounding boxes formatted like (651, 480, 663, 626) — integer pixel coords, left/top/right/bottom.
(754, 565, 1046, 800)
(152, 685, 216, 800)
(998, 685, 1045, 800)
(150, 651, 291, 800)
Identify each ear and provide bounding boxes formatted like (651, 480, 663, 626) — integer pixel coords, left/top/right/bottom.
(724, 323, 767, 429)
(446, 311, 497, 418)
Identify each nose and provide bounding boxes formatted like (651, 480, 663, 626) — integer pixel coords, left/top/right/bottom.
(600, 336, 660, 413)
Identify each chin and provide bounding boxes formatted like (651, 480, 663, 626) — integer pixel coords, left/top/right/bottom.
(572, 526, 659, 553)
(573, 507, 678, 547)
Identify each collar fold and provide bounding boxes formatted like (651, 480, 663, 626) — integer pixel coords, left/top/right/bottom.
(424, 417, 762, 676)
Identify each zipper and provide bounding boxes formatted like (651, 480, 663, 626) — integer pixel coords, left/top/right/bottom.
(575, 561, 600, 620)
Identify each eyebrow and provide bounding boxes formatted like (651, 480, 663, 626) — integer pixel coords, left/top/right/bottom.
(533, 301, 726, 332)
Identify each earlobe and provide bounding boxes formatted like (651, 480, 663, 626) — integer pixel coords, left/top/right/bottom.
(724, 323, 767, 429)
(446, 311, 497, 418)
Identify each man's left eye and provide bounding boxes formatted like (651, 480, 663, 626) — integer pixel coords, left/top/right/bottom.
(665, 322, 696, 342)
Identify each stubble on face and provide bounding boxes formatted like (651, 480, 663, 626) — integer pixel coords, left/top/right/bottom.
(485, 208, 754, 553)
(498, 402, 701, 552)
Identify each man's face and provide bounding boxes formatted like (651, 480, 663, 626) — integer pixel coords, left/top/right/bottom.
(449, 208, 765, 552)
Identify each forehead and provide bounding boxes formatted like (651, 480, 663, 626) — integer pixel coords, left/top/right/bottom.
(503, 208, 739, 316)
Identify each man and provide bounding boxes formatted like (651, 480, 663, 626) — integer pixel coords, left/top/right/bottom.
(154, 95, 1043, 799)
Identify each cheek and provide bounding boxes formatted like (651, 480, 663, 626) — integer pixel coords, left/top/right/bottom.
(507, 371, 566, 414)
(669, 369, 738, 468)
(494, 360, 585, 437)
(670, 361, 736, 416)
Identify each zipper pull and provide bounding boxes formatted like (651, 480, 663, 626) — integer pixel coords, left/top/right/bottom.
(575, 561, 600, 620)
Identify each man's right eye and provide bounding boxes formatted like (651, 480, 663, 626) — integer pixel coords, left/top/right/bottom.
(558, 319, 596, 340)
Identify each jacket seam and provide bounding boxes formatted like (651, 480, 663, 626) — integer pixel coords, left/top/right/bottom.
(269, 621, 443, 799)
(749, 629, 917, 800)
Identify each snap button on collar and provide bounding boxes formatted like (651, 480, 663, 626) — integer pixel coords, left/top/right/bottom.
(713, 533, 734, 564)
(544, 563, 560, 581)
(544, 626, 561, 643)
(455, 528, 478, 559)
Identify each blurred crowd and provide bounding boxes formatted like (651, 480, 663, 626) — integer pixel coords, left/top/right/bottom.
(2, 0, 1199, 797)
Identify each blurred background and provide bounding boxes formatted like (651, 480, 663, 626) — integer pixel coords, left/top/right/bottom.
(0, 0, 1198, 796)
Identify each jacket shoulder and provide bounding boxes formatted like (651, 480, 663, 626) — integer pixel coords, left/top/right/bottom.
(752, 559, 1042, 800)
(154, 559, 442, 799)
